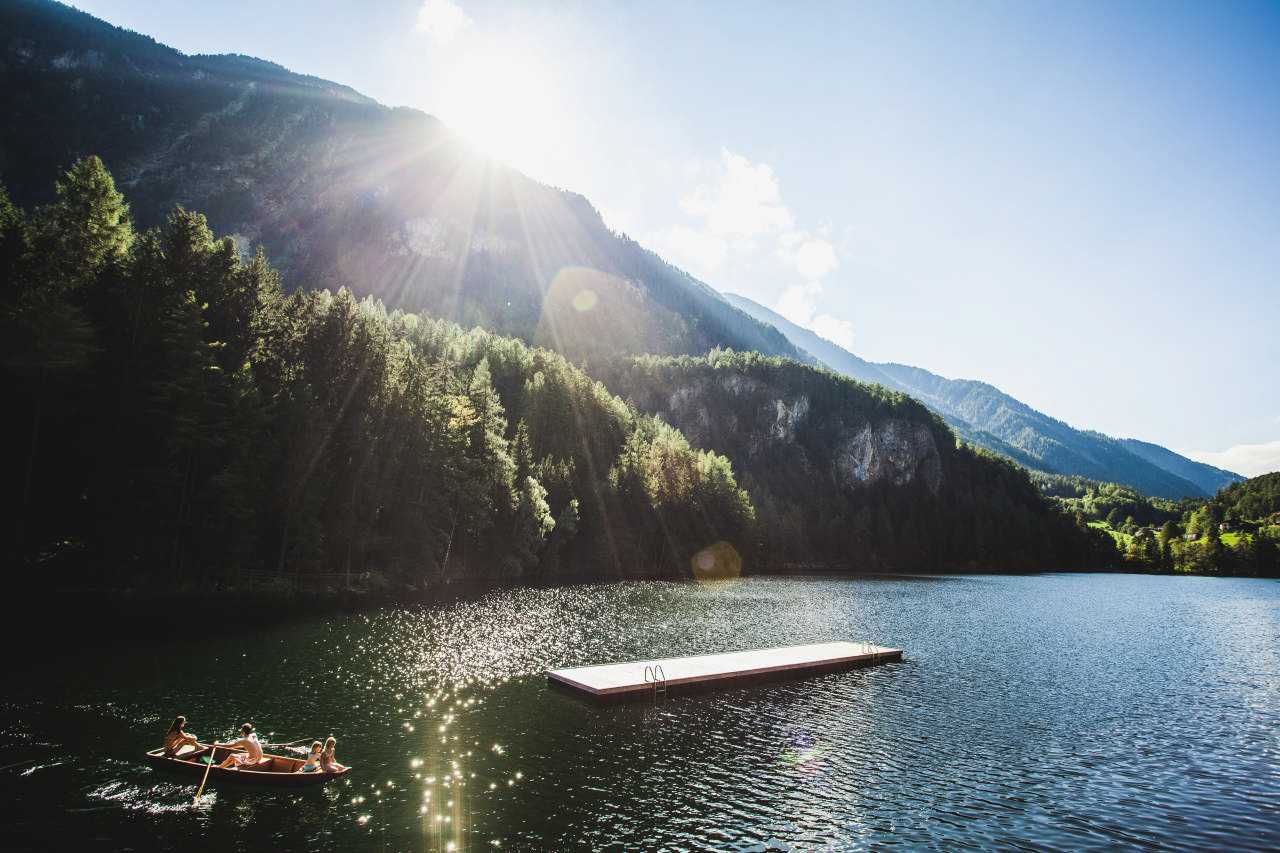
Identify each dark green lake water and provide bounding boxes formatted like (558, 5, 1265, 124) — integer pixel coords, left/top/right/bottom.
(3, 573, 1278, 851)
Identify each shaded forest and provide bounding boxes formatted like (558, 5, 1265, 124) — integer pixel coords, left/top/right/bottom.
(597, 354, 1110, 573)
(2, 158, 768, 591)
(3, 159, 1124, 594)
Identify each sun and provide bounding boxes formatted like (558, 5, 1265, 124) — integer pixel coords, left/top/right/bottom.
(431, 37, 578, 182)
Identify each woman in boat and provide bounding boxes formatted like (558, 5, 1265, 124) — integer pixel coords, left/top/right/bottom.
(162, 716, 200, 756)
(297, 741, 322, 772)
(215, 723, 263, 769)
(319, 736, 346, 773)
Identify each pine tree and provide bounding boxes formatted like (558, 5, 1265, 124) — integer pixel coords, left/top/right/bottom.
(41, 156, 133, 293)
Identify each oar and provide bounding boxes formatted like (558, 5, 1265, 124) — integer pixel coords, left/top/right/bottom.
(193, 742, 217, 804)
(194, 728, 238, 804)
(263, 738, 313, 750)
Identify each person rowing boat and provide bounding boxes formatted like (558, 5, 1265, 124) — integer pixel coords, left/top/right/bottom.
(214, 723, 263, 769)
(146, 742, 351, 787)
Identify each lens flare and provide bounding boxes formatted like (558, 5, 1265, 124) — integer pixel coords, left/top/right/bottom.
(535, 266, 662, 362)
(691, 541, 742, 587)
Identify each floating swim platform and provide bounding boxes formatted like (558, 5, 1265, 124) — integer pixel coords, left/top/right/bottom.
(546, 641, 901, 702)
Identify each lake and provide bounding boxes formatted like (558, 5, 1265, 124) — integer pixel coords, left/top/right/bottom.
(3, 573, 1277, 851)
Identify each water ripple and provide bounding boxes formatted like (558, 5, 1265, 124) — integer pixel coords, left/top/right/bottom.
(7, 574, 1280, 852)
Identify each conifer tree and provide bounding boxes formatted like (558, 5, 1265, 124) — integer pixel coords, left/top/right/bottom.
(40, 156, 133, 292)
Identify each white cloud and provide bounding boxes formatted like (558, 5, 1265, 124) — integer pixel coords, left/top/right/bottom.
(782, 237, 839, 280)
(1182, 439, 1280, 479)
(811, 314, 857, 350)
(667, 149, 843, 284)
(644, 148, 796, 278)
(415, 0, 472, 44)
(646, 146, 853, 349)
(775, 281, 855, 350)
(679, 149, 795, 245)
(776, 281, 822, 327)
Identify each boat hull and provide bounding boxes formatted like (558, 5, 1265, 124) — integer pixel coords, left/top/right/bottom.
(145, 746, 350, 788)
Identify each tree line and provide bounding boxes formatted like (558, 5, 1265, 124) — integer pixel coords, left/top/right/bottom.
(594, 353, 1111, 574)
(1033, 472, 1279, 576)
(1, 157, 758, 592)
(1, 157, 1137, 594)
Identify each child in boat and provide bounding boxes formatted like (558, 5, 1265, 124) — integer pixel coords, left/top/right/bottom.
(162, 715, 200, 756)
(297, 741, 322, 772)
(215, 723, 263, 769)
(319, 736, 346, 773)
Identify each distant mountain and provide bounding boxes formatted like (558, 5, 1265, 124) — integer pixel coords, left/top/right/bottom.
(723, 293, 1240, 499)
(1118, 439, 1240, 496)
(0, 0, 800, 367)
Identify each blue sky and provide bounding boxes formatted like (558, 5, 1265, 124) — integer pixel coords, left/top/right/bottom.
(72, 0, 1280, 477)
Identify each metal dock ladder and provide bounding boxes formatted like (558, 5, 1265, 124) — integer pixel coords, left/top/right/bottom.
(644, 664, 667, 705)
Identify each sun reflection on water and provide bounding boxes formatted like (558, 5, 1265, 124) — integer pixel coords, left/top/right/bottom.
(62, 579, 897, 850)
(335, 581, 800, 850)
(10, 576, 1279, 851)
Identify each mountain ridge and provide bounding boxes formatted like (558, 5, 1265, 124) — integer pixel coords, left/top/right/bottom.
(723, 292, 1240, 499)
(1, 0, 803, 368)
(2, 0, 1237, 502)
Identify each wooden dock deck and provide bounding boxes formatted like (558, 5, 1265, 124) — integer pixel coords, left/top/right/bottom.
(546, 641, 902, 702)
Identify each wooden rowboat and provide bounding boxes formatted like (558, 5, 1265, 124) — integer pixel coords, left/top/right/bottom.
(145, 745, 351, 788)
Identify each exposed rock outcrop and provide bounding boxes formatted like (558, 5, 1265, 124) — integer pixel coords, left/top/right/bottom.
(832, 418, 942, 495)
(660, 372, 943, 495)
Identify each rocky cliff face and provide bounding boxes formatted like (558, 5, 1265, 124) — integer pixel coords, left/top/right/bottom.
(660, 372, 944, 495)
(832, 419, 942, 495)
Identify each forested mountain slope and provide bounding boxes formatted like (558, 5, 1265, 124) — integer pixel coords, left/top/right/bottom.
(596, 352, 1106, 572)
(0, 157, 756, 585)
(1118, 438, 1240, 496)
(1, 0, 799, 366)
(1, 159, 1113, 586)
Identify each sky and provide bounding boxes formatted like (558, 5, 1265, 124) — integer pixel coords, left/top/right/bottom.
(71, 0, 1280, 477)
